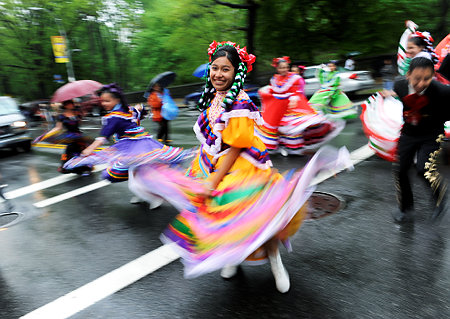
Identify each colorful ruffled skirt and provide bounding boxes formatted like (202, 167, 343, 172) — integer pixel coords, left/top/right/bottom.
(309, 88, 357, 120)
(34, 129, 91, 145)
(360, 93, 403, 162)
(128, 146, 352, 278)
(64, 136, 190, 182)
(257, 91, 345, 154)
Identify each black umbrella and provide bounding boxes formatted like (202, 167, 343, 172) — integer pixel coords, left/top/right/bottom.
(346, 51, 361, 57)
(146, 71, 176, 92)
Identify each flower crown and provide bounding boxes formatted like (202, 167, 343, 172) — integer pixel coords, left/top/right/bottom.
(272, 56, 291, 67)
(207, 40, 256, 72)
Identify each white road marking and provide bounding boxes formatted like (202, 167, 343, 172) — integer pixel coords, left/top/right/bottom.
(21, 143, 375, 318)
(33, 180, 111, 208)
(3, 164, 107, 200)
(20, 244, 180, 319)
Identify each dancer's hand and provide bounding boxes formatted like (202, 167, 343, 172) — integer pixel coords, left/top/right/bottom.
(198, 181, 216, 198)
(81, 148, 93, 156)
(380, 89, 397, 98)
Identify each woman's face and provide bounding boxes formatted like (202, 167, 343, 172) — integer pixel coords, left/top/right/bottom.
(101, 92, 120, 111)
(277, 62, 290, 76)
(64, 102, 75, 110)
(407, 41, 424, 58)
(291, 66, 299, 74)
(210, 56, 235, 91)
(328, 63, 337, 71)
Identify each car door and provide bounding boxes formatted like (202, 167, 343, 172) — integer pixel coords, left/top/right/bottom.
(303, 67, 321, 97)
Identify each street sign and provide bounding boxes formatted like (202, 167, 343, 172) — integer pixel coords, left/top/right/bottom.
(50, 36, 69, 63)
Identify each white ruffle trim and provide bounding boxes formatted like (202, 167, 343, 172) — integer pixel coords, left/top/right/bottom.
(270, 74, 301, 94)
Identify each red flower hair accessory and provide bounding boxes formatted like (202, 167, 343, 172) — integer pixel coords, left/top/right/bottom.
(272, 56, 291, 67)
(207, 40, 256, 72)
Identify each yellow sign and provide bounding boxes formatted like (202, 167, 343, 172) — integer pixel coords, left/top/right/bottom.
(50, 36, 69, 63)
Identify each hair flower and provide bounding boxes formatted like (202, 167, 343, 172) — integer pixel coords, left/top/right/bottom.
(272, 56, 291, 67)
(207, 40, 256, 73)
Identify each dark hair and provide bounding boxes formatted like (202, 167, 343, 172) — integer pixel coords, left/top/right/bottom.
(62, 100, 74, 108)
(211, 45, 240, 72)
(97, 83, 129, 111)
(150, 83, 162, 93)
(408, 57, 435, 73)
(408, 36, 426, 48)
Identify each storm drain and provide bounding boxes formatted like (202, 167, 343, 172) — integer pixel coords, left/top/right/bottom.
(306, 191, 345, 220)
(0, 212, 23, 228)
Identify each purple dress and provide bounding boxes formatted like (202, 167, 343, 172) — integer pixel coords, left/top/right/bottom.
(64, 105, 186, 182)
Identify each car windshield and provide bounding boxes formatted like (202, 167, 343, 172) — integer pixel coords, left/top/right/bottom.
(0, 98, 20, 115)
(303, 68, 317, 79)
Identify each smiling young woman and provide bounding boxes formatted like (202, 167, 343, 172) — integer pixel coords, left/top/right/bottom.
(127, 41, 352, 294)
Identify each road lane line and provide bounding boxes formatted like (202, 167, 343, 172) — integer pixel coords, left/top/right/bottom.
(4, 164, 107, 200)
(22, 143, 376, 318)
(20, 244, 180, 319)
(33, 180, 111, 208)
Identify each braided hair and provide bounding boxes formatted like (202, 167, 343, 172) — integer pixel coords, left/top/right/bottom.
(409, 32, 439, 65)
(97, 83, 129, 112)
(197, 45, 248, 112)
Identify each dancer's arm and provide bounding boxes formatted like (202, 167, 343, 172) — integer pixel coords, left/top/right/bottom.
(200, 146, 241, 197)
(46, 121, 63, 135)
(33, 121, 63, 144)
(81, 137, 106, 156)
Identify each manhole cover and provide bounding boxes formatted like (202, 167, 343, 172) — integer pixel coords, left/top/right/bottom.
(306, 191, 345, 220)
(0, 212, 23, 228)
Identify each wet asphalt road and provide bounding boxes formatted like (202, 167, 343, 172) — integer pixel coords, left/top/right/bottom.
(0, 103, 449, 319)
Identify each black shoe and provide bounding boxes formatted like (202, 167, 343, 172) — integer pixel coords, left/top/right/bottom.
(391, 209, 413, 224)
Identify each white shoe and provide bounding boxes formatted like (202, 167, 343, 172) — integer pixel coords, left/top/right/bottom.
(269, 251, 290, 293)
(280, 148, 288, 157)
(130, 196, 144, 204)
(149, 197, 164, 210)
(220, 265, 238, 279)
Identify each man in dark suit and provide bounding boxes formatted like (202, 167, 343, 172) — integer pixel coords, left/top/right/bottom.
(391, 57, 450, 223)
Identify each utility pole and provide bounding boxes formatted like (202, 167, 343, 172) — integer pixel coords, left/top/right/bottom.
(29, 7, 76, 82)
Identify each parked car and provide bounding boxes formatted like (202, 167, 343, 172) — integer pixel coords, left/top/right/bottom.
(302, 65, 375, 97)
(0, 96, 32, 151)
(184, 84, 261, 109)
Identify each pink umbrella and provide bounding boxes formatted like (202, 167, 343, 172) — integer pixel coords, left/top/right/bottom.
(51, 80, 103, 103)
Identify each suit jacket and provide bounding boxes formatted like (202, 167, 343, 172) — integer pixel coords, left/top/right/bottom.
(394, 78, 450, 136)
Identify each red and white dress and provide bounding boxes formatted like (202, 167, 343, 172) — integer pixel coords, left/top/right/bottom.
(256, 72, 344, 155)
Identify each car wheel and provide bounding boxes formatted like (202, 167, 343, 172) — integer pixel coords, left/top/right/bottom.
(20, 140, 32, 152)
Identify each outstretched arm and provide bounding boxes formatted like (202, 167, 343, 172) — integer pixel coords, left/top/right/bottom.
(200, 146, 241, 197)
(81, 137, 106, 156)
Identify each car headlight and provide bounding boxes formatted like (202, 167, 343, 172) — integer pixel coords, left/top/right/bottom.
(11, 121, 27, 128)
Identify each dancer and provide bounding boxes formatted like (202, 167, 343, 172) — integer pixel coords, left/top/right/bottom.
(291, 65, 306, 96)
(33, 99, 93, 175)
(364, 58, 450, 222)
(308, 61, 357, 119)
(257, 57, 344, 155)
(64, 83, 188, 185)
(397, 20, 439, 76)
(128, 41, 352, 293)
